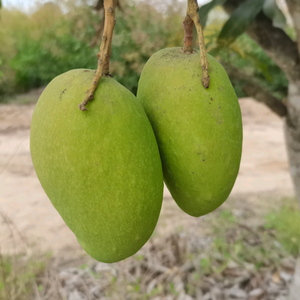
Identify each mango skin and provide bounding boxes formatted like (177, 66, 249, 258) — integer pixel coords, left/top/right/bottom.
(137, 48, 243, 217)
(30, 69, 163, 263)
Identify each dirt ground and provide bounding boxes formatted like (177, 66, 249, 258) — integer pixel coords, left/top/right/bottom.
(0, 97, 294, 256)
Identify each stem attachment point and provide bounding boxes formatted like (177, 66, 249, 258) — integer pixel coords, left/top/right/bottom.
(78, 0, 117, 111)
(185, 0, 210, 89)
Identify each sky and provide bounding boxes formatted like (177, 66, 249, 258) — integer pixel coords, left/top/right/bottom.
(2, 0, 211, 13)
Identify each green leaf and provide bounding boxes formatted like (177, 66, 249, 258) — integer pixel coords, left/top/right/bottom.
(0, 0, 2, 9)
(199, 0, 227, 28)
(247, 53, 273, 82)
(218, 0, 265, 45)
(263, 0, 286, 29)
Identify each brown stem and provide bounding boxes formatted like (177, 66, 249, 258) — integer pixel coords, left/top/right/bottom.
(186, 0, 210, 88)
(104, 43, 112, 75)
(183, 15, 194, 53)
(79, 0, 117, 111)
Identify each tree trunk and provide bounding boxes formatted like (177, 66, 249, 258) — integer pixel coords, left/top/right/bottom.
(289, 256, 300, 300)
(285, 83, 300, 206)
(285, 83, 300, 300)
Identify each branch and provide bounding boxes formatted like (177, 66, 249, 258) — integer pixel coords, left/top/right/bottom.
(94, 0, 122, 11)
(224, 63, 287, 117)
(91, 0, 122, 47)
(79, 0, 117, 111)
(223, 0, 300, 84)
(186, 0, 210, 88)
(286, 0, 300, 54)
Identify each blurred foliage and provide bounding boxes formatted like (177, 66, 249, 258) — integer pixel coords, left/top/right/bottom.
(200, 0, 287, 44)
(0, 0, 184, 98)
(198, 0, 226, 28)
(217, 0, 265, 45)
(0, 0, 289, 101)
(206, 209, 288, 272)
(205, 22, 288, 98)
(198, 0, 289, 99)
(0, 253, 48, 300)
(265, 203, 300, 256)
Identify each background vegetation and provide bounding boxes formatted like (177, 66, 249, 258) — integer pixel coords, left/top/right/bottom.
(0, 0, 290, 102)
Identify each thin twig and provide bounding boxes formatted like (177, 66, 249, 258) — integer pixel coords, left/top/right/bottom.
(186, 0, 210, 88)
(79, 0, 117, 111)
(0, 210, 28, 251)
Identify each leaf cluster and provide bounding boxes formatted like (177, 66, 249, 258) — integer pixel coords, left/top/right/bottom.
(200, 0, 287, 44)
(200, 0, 289, 99)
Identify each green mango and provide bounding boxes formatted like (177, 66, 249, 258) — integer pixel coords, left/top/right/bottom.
(30, 69, 163, 263)
(137, 48, 243, 217)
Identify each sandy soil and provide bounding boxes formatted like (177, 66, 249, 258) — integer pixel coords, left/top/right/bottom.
(0, 98, 294, 255)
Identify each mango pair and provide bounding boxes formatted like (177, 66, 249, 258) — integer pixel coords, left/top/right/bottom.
(30, 48, 243, 263)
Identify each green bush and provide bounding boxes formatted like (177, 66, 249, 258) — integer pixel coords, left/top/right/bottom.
(0, 2, 289, 101)
(0, 1, 182, 98)
(10, 31, 98, 91)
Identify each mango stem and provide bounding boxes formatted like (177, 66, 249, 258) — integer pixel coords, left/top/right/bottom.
(79, 0, 117, 111)
(186, 0, 210, 89)
(183, 15, 194, 53)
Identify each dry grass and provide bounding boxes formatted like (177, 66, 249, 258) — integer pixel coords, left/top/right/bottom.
(0, 211, 49, 300)
(0, 196, 298, 300)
